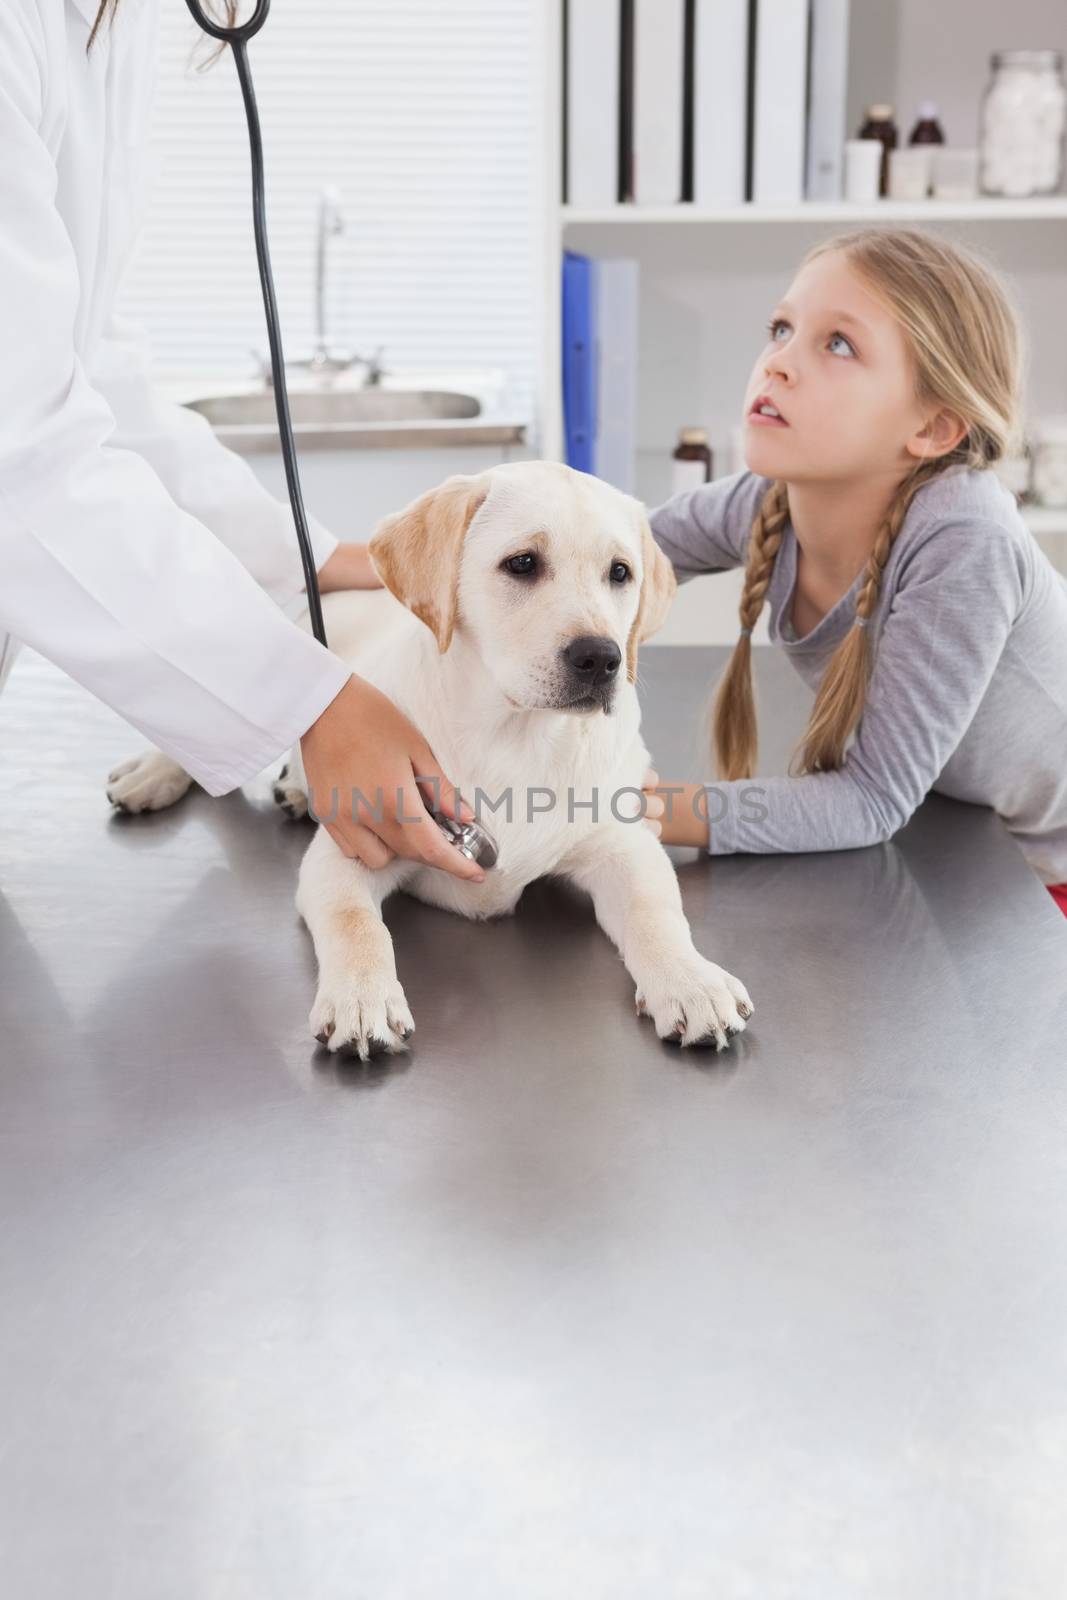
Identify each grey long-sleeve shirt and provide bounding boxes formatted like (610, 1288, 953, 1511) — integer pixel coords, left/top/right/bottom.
(647, 465, 1067, 887)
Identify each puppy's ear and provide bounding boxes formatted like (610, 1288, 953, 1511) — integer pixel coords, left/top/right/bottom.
(625, 509, 677, 683)
(368, 473, 491, 652)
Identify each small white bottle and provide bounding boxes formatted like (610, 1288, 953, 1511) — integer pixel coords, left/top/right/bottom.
(671, 427, 713, 494)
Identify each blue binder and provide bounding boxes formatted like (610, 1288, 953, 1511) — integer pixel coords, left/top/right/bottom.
(562, 250, 597, 473)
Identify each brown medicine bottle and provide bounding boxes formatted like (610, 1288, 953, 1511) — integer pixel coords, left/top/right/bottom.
(671, 428, 713, 493)
(857, 103, 898, 196)
(908, 100, 945, 146)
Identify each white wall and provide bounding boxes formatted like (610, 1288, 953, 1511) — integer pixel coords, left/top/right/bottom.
(117, 0, 542, 419)
(893, 0, 1067, 152)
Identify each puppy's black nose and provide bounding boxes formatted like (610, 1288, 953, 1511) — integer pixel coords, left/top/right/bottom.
(563, 635, 621, 687)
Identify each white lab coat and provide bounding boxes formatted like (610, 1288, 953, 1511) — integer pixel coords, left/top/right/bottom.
(0, 0, 353, 795)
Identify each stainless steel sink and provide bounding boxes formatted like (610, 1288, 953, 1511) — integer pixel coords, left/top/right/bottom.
(186, 387, 482, 428)
(180, 384, 525, 455)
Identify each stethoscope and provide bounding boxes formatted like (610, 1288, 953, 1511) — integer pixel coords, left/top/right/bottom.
(182, 1, 498, 871)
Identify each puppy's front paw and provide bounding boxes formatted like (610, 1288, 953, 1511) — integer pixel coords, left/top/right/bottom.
(106, 751, 193, 814)
(272, 762, 309, 821)
(636, 957, 754, 1051)
(310, 972, 416, 1061)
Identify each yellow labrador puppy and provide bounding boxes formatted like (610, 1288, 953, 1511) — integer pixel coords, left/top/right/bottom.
(280, 462, 754, 1059)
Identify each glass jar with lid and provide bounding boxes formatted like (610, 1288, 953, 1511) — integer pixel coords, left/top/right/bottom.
(979, 50, 1066, 197)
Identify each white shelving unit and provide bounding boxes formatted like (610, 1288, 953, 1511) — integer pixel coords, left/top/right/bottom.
(535, 2, 1067, 541)
(562, 197, 1067, 226)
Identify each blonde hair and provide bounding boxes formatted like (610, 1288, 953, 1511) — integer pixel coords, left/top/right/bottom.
(88, 0, 237, 62)
(712, 227, 1026, 783)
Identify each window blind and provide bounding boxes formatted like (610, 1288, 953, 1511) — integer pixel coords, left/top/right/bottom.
(117, 0, 541, 422)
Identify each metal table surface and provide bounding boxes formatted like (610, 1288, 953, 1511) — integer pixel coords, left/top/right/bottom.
(2, 643, 1066, 1600)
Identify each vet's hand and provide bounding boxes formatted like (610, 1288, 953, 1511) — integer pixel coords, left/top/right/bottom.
(316, 541, 385, 593)
(299, 674, 485, 882)
(641, 765, 665, 839)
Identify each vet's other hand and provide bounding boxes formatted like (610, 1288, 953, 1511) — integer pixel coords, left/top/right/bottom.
(299, 674, 485, 882)
(642, 765, 665, 838)
(316, 541, 385, 593)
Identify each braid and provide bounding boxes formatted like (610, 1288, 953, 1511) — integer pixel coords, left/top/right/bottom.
(711, 480, 789, 780)
(708, 462, 946, 783)
(792, 457, 944, 775)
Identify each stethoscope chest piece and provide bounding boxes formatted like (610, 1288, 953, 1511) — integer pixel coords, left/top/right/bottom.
(431, 812, 499, 871)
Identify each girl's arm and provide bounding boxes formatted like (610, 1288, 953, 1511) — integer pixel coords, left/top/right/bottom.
(652, 518, 1026, 857)
(647, 469, 770, 579)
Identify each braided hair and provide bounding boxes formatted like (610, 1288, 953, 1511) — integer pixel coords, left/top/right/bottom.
(711, 229, 1024, 782)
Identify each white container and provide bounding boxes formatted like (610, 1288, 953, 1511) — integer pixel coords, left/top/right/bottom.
(671, 428, 712, 495)
(843, 139, 882, 203)
(1031, 416, 1067, 508)
(932, 147, 979, 200)
(979, 49, 1067, 198)
(992, 446, 1031, 500)
(888, 146, 933, 200)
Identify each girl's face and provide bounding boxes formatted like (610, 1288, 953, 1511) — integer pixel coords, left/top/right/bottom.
(742, 251, 953, 484)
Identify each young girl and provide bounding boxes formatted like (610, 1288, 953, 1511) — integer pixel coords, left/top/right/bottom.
(640, 229, 1067, 919)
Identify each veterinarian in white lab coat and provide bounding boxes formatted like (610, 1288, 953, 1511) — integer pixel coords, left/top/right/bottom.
(0, 0, 484, 883)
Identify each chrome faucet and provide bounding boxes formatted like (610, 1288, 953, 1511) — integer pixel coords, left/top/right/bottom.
(255, 186, 388, 388)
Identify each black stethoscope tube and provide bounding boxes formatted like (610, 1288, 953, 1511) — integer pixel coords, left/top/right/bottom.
(180, 3, 500, 870)
(183, 0, 327, 648)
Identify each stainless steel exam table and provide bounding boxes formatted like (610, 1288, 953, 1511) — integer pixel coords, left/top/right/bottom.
(2, 644, 1065, 1600)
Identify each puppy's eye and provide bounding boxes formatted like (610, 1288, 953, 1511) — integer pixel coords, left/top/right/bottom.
(609, 562, 632, 584)
(503, 553, 538, 577)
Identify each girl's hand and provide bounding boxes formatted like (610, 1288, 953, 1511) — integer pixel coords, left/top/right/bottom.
(641, 772, 710, 848)
(641, 765, 665, 839)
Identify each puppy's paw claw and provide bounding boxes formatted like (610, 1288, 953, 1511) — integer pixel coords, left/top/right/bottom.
(310, 975, 415, 1062)
(638, 958, 753, 1052)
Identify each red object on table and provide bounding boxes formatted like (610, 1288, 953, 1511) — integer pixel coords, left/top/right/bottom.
(1048, 883, 1067, 919)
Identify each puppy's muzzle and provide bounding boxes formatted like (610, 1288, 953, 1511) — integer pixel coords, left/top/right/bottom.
(560, 634, 621, 709)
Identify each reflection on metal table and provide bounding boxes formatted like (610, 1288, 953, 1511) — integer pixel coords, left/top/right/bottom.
(1, 643, 1065, 1599)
